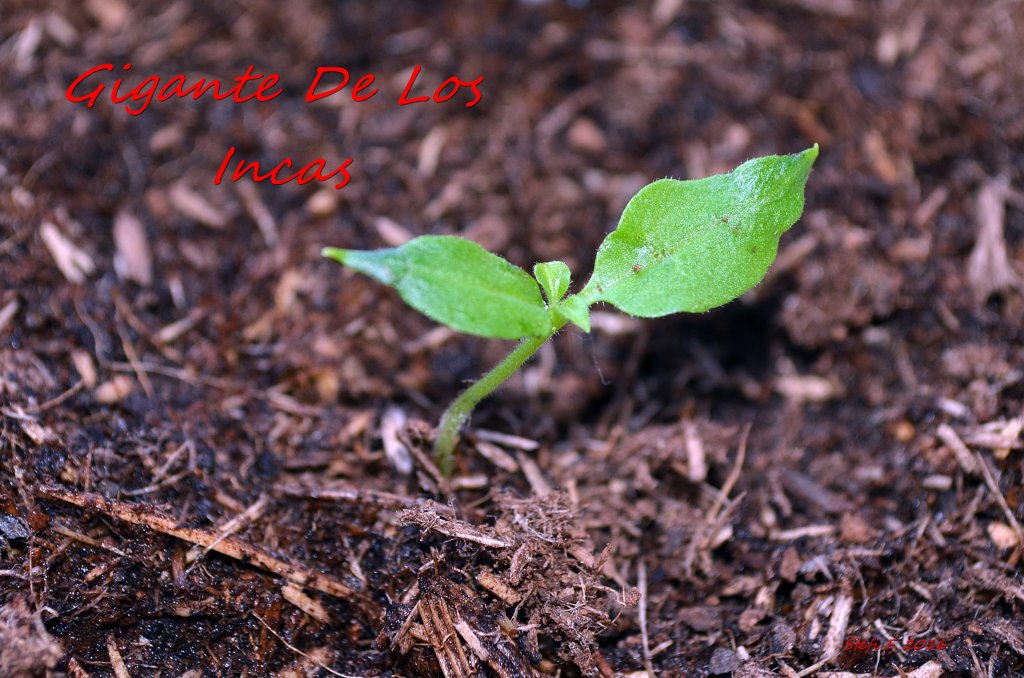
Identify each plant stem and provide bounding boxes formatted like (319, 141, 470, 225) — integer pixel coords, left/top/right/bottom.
(434, 319, 566, 475)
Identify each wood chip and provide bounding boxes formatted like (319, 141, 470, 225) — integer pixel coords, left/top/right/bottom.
(683, 422, 707, 483)
(112, 211, 152, 285)
(476, 571, 521, 604)
(968, 567, 1024, 605)
(418, 581, 474, 677)
(911, 186, 949, 229)
(417, 126, 447, 178)
(169, 182, 228, 229)
(71, 349, 97, 388)
(567, 118, 606, 154)
(306, 189, 338, 216)
(474, 429, 539, 451)
(381, 407, 413, 475)
(235, 180, 278, 246)
(0, 299, 20, 336)
(517, 451, 551, 497)
(987, 522, 1021, 550)
(863, 129, 904, 185)
(839, 513, 879, 544)
(678, 606, 721, 632)
(418, 574, 539, 678)
(473, 440, 518, 472)
(820, 662, 943, 678)
(922, 474, 952, 491)
(18, 417, 58, 446)
(936, 423, 977, 474)
(967, 177, 1021, 301)
(774, 373, 839, 403)
(454, 620, 490, 662)
(86, 0, 128, 31)
(399, 506, 511, 549)
(282, 583, 331, 623)
(66, 658, 92, 678)
(906, 661, 943, 678)
(149, 124, 185, 153)
(771, 524, 836, 541)
(373, 216, 413, 247)
(820, 584, 853, 661)
(94, 375, 134, 404)
(782, 471, 853, 514)
(780, 546, 802, 582)
(40, 221, 94, 284)
(106, 635, 132, 678)
(985, 619, 1024, 656)
(154, 314, 199, 345)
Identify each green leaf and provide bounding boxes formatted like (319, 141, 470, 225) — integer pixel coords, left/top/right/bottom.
(580, 145, 818, 316)
(533, 261, 571, 303)
(323, 235, 551, 339)
(555, 295, 591, 333)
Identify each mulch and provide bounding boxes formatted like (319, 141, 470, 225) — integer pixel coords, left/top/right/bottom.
(2, 1, 1023, 676)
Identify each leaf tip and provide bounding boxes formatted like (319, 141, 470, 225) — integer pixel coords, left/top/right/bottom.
(796, 143, 819, 171)
(321, 247, 348, 263)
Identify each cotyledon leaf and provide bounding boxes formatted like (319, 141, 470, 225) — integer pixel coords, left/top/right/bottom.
(323, 235, 551, 340)
(580, 145, 818, 316)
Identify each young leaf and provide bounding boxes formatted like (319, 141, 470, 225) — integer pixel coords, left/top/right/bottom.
(533, 261, 571, 303)
(323, 235, 551, 339)
(580, 145, 818, 316)
(555, 295, 591, 333)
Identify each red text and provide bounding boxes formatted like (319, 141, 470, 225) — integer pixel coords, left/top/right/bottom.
(843, 637, 949, 653)
(214, 147, 353, 190)
(398, 65, 484, 108)
(66, 64, 282, 116)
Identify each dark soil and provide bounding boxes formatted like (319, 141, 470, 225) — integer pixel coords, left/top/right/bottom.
(3, 1, 1024, 676)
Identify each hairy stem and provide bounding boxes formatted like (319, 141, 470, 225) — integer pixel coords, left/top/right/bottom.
(435, 319, 566, 475)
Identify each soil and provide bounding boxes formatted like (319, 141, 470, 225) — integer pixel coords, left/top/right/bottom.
(2, 1, 1024, 677)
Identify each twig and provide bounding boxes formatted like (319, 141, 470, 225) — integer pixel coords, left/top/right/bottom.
(637, 561, 656, 678)
(974, 450, 1024, 542)
(51, 523, 127, 557)
(38, 485, 357, 599)
(771, 525, 837, 541)
(252, 613, 357, 678)
(276, 482, 455, 516)
(706, 423, 750, 524)
(23, 381, 84, 414)
(872, 619, 906, 662)
(516, 451, 552, 497)
(399, 507, 511, 549)
(820, 583, 854, 661)
(683, 424, 750, 576)
(936, 424, 978, 474)
(473, 429, 539, 451)
(794, 657, 829, 677)
(106, 636, 132, 678)
(186, 493, 270, 574)
(683, 422, 707, 483)
(0, 298, 19, 336)
(108, 360, 236, 391)
(113, 320, 154, 398)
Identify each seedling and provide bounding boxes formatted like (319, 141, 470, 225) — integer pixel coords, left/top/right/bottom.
(324, 145, 818, 475)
